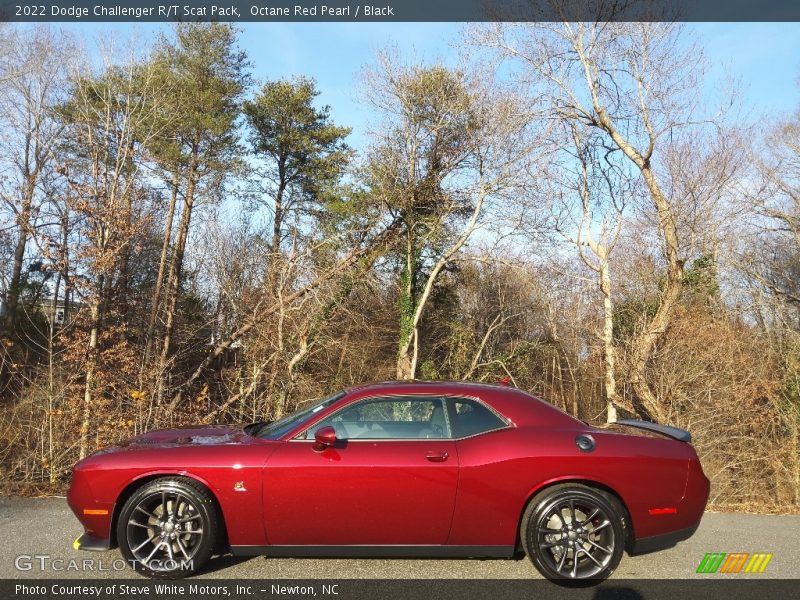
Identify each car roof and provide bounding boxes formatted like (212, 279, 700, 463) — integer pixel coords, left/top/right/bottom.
(344, 380, 516, 394)
(339, 380, 581, 428)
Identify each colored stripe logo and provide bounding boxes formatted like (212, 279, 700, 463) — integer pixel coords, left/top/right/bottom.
(696, 553, 773, 574)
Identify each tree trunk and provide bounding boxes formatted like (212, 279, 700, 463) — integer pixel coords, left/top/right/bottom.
(4, 226, 28, 330)
(396, 188, 487, 380)
(626, 168, 683, 423)
(4, 176, 36, 329)
(271, 176, 286, 257)
(790, 412, 799, 506)
(115, 142, 136, 326)
(60, 208, 71, 323)
(144, 167, 180, 367)
(157, 159, 198, 402)
(396, 229, 418, 379)
(47, 270, 61, 483)
(79, 288, 102, 460)
(594, 118, 683, 423)
(599, 257, 618, 423)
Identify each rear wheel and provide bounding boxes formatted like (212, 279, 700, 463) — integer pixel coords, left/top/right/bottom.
(521, 484, 625, 581)
(117, 477, 219, 578)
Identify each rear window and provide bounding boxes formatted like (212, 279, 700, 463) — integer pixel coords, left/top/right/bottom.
(448, 397, 507, 438)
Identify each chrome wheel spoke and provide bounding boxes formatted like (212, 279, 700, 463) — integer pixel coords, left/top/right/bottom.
(582, 547, 604, 568)
(175, 537, 191, 561)
(144, 540, 163, 564)
(134, 505, 156, 520)
(171, 494, 182, 518)
(580, 508, 600, 525)
(178, 513, 200, 524)
(591, 520, 611, 533)
(132, 536, 155, 553)
(181, 528, 203, 535)
(545, 511, 564, 528)
(556, 550, 567, 572)
(586, 538, 612, 554)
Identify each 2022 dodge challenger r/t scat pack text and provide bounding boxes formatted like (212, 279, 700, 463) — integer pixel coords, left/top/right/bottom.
(68, 381, 709, 581)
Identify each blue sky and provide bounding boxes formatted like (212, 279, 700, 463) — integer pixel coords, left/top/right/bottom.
(235, 22, 800, 149)
(75, 22, 800, 149)
(237, 23, 463, 147)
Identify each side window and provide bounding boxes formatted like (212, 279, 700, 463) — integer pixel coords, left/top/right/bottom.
(448, 398, 507, 438)
(306, 397, 449, 440)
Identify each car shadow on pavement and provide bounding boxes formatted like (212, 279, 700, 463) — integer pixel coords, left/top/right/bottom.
(193, 554, 255, 576)
(592, 587, 644, 599)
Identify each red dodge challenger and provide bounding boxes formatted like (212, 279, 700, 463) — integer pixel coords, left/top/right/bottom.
(68, 381, 709, 581)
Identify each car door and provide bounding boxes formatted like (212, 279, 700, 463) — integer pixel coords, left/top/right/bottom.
(263, 395, 458, 546)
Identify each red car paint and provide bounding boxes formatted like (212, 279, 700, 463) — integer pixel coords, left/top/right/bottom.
(67, 381, 709, 556)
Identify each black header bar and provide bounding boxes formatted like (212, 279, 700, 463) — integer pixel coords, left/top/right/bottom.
(4, 579, 800, 600)
(1, 1, 800, 23)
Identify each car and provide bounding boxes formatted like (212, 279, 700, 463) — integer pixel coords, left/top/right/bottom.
(67, 380, 709, 581)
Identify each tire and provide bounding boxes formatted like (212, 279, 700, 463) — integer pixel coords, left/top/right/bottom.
(116, 476, 220, 578)
(521, 483, 626, 581)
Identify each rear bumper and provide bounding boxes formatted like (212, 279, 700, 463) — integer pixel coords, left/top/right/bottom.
(73, 532, 112, 552)
(629, 454, 708, 554)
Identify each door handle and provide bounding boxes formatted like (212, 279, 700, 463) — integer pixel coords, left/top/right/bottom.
(426, 451, 449, 462)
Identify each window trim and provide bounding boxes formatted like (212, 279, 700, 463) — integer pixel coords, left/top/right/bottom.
(292, 393, 511, 442)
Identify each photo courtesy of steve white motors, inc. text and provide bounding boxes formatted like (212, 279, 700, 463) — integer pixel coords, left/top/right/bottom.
(13, 583, 338, 597)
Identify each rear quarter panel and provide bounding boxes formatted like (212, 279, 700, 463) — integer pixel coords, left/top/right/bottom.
(447, 426, 696, 546)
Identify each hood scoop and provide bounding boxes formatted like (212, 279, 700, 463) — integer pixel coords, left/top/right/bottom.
(125, 425, 245, 447)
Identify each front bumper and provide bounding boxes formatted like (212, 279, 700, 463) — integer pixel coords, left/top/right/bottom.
(73, 532, 112, 552)
(67, 466, 115, 546)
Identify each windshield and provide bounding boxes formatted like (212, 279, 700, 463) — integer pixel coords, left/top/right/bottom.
(249, 391, 346, 440)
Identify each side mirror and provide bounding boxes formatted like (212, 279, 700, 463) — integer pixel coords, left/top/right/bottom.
(313, 426, 336, 452)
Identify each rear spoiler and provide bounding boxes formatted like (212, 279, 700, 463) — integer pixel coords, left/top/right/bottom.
(615, 419, 692, 443)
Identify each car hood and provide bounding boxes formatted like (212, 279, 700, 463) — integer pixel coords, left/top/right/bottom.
(93, 424, 252, 454)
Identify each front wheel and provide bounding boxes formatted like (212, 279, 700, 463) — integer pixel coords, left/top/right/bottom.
(117, 477, 219, 578)
(521, 484, 626, 581)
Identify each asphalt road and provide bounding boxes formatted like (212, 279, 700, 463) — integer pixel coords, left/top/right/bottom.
(1, 496, 798, 579)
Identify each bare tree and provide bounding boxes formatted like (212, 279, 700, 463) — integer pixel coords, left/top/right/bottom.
(164, 216, 401, 415)
(0, 26, 72, 331)
(745, 111, 800, 306)
(363, 53, 541, 379)
(144, 24, 249, 402)
(59, 48, 164, 458)
(478, 22, 720, 422)
(546, 123, 633, 422)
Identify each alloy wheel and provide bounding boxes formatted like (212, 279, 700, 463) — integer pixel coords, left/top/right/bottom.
(535, 495, 616, 579)
(125, 488, 205, 571)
